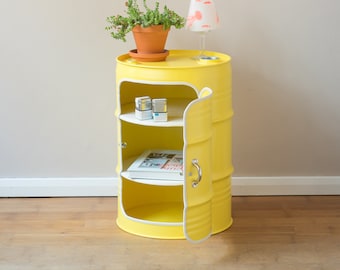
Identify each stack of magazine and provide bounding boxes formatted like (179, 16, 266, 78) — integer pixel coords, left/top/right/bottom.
(127, 150, 184, 181)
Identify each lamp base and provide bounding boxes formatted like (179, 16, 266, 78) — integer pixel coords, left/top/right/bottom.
(197, 55, 219, 60)
(192, 54, 220, 61)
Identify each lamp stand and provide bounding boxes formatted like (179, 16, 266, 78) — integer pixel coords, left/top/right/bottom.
(199, 31, 207, 58)
(196, 31, 219, 60)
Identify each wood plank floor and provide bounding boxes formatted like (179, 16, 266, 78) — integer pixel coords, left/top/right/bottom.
(0, 196, 339, 270)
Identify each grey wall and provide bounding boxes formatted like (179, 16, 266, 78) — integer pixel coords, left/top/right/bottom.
(1, 0, 339, 179)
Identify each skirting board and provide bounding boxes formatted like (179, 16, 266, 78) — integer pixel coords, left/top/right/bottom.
(232, 176, 340, 196)
(0, 176, 340, 197)
(0, 178, 117, 197)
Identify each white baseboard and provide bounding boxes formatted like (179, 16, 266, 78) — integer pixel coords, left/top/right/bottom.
(232, 176, 340, 196)
(0, 178, 118, 197)
(0, 176, 340, 197)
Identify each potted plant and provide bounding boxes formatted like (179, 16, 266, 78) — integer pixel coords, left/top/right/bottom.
(105, 0, 185, 60)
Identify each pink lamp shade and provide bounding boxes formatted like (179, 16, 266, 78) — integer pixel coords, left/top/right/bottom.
(186, 0, 219, 32)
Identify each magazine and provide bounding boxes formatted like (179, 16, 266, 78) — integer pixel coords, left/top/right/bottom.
(126, 150, 184, 180)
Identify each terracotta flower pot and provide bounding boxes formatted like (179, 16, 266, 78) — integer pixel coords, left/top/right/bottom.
(132, 25, 169, 54)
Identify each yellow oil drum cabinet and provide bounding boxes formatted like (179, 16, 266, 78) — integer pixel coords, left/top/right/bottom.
(115, 50, 233, 242)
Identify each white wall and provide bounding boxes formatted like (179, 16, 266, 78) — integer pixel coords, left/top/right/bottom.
(224, 0, 340, 176)
(0, 0, 119, 177)
(1, 1, 340, 195)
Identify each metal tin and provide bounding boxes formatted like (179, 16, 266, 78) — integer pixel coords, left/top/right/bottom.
(153, 112, 168, 122)
(135, 109, 153, 120)
(152, 98, 167, 113)
(135, 96, 152, 111)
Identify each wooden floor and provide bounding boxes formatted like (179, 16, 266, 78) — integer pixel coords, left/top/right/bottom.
(0, 196, 339, 270)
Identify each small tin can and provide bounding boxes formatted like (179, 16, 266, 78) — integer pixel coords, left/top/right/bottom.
(152, 98, 167, 122)
(135, 96, 152, 111)
(135, 96, 152, 120)
(152, 112, 168, 121)
(152, 98, 167, 113)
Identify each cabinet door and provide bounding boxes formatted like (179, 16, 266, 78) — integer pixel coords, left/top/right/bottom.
(183, 87, 213, 242)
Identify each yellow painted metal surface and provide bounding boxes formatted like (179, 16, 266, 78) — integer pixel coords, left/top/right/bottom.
(115, 50, 233, 240)
(183, 88, 213, 242)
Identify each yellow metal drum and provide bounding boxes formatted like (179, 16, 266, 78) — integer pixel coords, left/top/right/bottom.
(115, 50, 233, 241)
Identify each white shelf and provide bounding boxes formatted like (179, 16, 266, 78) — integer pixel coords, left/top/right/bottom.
(121, 171, 184, 186)
(120, 112, 183, 127)
(119, 98, 193, 127)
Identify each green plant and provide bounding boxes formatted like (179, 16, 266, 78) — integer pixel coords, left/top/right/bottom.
(105, 0, 185, 42)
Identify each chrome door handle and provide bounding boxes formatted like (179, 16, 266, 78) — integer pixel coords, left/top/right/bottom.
(191, 159, 202, 188)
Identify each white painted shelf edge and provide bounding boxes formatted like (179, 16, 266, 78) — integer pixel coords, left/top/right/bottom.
(121, 171, 183, 186)
(119, 112, 183, 127)
(119, 99, 193, 127)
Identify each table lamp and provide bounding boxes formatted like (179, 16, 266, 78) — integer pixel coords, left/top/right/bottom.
(186, 0, 220, 60)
